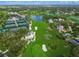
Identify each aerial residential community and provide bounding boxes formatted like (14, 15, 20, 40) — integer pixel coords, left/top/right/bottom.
(0, 1, 79, 57)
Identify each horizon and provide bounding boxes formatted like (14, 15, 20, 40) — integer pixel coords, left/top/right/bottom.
(0, 1, 79, 5)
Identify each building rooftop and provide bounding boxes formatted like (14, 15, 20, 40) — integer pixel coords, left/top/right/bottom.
(0, 15, 29, 33)
(68, 39, 79, 45)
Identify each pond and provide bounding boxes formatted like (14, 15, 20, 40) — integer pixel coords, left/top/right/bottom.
(48, 12, 56, 15)
(32, 15, 43, 22)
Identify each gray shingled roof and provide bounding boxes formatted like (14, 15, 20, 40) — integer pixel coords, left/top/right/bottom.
(68, 39, 79, 45)
(0, 16, 29, 33)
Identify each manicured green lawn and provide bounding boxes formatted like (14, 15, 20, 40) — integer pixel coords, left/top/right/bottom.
(68, 16, 79, 24)
(22, 20, 72, 57)
(22, 20, 48, 56)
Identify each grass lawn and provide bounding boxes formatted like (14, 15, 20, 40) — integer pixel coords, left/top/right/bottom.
(22, 20, 72, 57)
(68, 16, 79, 24)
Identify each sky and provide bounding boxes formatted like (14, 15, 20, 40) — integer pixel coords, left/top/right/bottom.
(0, 1, 79, 5)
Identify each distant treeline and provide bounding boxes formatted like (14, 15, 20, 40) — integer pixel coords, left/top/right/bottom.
(0, 5, 79, 12)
